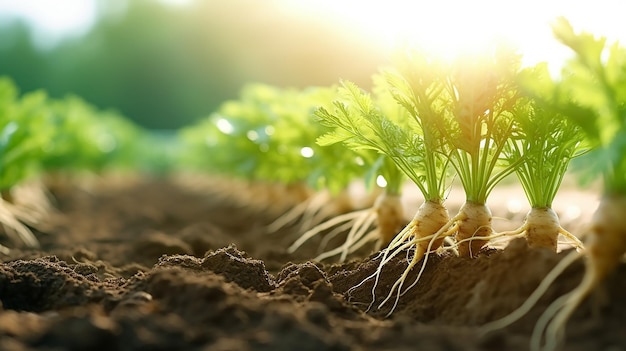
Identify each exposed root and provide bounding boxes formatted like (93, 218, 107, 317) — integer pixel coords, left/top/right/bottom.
(530, 195, 626, 351)
(514, 207, 583, 252)
(0, 197, 40, 249)
(316, 213, 377, 262)
(288, 209, 369, 253)
(374, 193, 405, 248)
(455, 201, 493, 257)
(355, 201, 493, 315)
(5, 180, 57, 228)
(479, 250, 581, 336)
(288, 192, 404, 262)
(266, 190, 334, 233)
(480, 196, 626, 351)
(347, 200, 450, 315)
(556, 227, 584, 252)
(457, 207, 585, 253)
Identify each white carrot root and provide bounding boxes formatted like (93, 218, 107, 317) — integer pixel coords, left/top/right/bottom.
(479, 249, 581, 336)
(496, 207, 584, 252)
(531, 195, 626, 351)
(348, 200, 450, 314)
(266, 190, 333, 233)
(378, 202, 491, 312)
(6, 180, 57, 227)
(349, 201, 496, 316)
(288, 192, 404, 262)
(479, 196, 626, 351)
(374, 193, 405, 248)
(524, 207, 561, 250)
(0, 197, 40, 249)
(455, 201, 493, 258)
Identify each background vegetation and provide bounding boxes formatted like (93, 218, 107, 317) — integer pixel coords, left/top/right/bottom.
(0, 0, 387, 129)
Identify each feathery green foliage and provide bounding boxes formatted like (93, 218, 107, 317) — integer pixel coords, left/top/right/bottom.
(425, 46, 522, 204)
(316, 74, 447, 202)
(551, 18, 626, 195)
(505, 63, 589, 208)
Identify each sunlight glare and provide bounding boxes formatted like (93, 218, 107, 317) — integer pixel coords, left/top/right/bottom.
(300, 146, 315, 158)
(280, 0, 626, 69)
(376, 175, 388, 188)
(0, 0, 97, 49)
(216, 118, 234, 134)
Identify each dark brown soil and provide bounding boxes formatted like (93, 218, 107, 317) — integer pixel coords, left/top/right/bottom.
(0, 175, 624, 351)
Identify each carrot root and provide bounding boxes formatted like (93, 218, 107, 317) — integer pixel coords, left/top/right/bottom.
(351, 200, 449, 314)
(531, 195, 626, 351)
(455, 201, 493, 258)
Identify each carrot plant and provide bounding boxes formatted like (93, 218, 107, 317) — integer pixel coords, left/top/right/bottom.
(317, 67, 452, 312)
(44, 96, 146, 174)
(495, 64, 588, 252)
(425, 46, 525, 258)
(0, 78, 56, 251)
(288, 155, 405, 262)
(288, 75, 410, 262)
(0, 77, 156, 252)
(481, 19, 626, 351)
(530, 19, 626, 351)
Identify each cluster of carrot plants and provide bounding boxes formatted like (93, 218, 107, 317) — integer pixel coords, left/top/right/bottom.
(181, 18, 626, 350)
(2, 15, 622, 351)
(0, 77, 164, 252)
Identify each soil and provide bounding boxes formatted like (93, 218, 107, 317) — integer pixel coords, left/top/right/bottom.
(0, 174, 624, 351)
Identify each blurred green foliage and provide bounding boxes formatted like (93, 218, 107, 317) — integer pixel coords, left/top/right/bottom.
(0, 0, 386, 129)
(179, 83, 367, 193)
(0, 76, 166, 191)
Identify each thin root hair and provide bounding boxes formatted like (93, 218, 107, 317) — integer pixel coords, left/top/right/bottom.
(479, 250, 581, 336)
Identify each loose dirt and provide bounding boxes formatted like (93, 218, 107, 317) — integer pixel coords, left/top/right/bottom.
(0, 175, 623, 351)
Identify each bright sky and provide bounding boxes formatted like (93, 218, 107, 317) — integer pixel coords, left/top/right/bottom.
(0, 0, 98, 49)
(282, 0, 626, 70)
(1, 0, 624, 67)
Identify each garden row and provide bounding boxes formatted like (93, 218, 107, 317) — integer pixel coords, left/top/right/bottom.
(1, 18, 624, 351)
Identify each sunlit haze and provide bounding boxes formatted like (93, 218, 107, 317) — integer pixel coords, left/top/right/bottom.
(281, 0, 626, 69)
(0, 0, 98, 49)
(2, 0, 625, 67)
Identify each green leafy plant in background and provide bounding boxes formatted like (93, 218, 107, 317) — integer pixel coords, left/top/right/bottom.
(0, 78, 54, 251)
(0, 76, 157, 253)
(43, 96, 145, 174)
(480, 19, 626, 351)
(179, 83, 366, 232)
